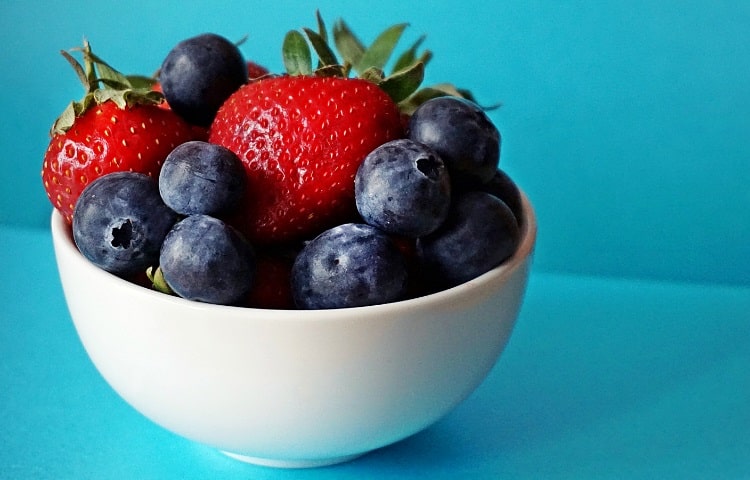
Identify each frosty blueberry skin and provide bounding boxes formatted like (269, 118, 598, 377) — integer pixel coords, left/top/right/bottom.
(355, 139, 451, 238)
(159, 215, 256, 305)
(416, 191, 520, 289)
(159, 141, 244, 216)
(408, 96, 500, 187)
(72, 172, 178, 276)
(291, 223, 408, 309)
(159, 33, 247, 127)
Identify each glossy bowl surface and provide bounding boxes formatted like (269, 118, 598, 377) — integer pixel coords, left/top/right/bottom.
(51, 193, 536, 468)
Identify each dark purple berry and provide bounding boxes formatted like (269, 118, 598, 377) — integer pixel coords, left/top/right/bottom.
(160, 33, 247, 127)
(416, 191, 519, 289)
(355, 139, 451, 238)
(72, 172, 178, 276)
(159, 215, 256, 305)
(408, 97, 500, 187)
(291, 223, 408, 309)
(159, 141, 244, 216)
(473, 169, 524, 226)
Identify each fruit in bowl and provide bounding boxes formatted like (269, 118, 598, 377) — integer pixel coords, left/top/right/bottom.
(45, 13, 537, 467)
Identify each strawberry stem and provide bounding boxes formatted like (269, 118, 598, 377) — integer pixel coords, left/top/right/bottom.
(50, 40, 163, 136)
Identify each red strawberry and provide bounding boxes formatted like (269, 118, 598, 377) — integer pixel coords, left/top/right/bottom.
(245, 253, 296, 309)
(209, 75, 403, 244)
(41, 41, 199, 223)
(246, 61, 270, 80)
(152, 82, 209, 139)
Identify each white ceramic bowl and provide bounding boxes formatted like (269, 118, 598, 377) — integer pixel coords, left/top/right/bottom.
(51, 192, 537, 469)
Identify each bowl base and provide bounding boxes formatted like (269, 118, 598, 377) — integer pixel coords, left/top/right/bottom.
(221, 450, 365, 469)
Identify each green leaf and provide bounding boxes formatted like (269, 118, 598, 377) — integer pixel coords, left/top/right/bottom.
(333, 19, 365, 70)
(283, 30, 313, 75)
(357, 23, 408, 74)
(77, 40, 98, 88)
(93, 88, 119, 107)
(123, 89, 163, 107)
(96, 77, 131, 91)
(417, 49, 433, 68)
(379, 61, 424, 103)
(315, 10, 328, 40)
(360, 67, 385, 84)
(60, 49, 89, 91)
(303, 28, 338, 67)
(125, 74, 158, 90)
(397, 86, 452, 115)
(392, 34, 425, 73)
(50, 102, 77, 135)
(235, 35, 248, 47)
(315, 64, 348, 77)
(89, 54, 130, 87)
(146, 266, 175, 296)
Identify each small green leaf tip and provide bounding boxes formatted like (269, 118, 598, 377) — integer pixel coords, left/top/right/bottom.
(50, 40, 163, 136)
(146, 266, 175, 296)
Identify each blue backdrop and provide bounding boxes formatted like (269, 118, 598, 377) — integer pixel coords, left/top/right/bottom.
(2, 0, 748, 286)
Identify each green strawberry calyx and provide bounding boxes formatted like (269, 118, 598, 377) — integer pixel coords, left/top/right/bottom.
(146, 266, 175, 296)
(282, 11, 484, 114)
(50, 40, 163, 136)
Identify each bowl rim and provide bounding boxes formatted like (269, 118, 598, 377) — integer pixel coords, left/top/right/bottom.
(52, 191, 536, 318)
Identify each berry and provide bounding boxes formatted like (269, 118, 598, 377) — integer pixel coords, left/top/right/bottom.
(159, 140, 244, 216)
(355, 139, 451, 238)
(159, 215, 256, 305)
(246, 61, 270, 80)
(408, 96, 500, 187)
(416, 191, 520, 289)
(291, 223, 408, 309)
(160, 33, 247, 127)
(245, 253, 296, 309)
(41, 41, 199, 224)
(209, 75, 402, 244)
(476, 169, 524, 226)
(72, 172, 178, 276)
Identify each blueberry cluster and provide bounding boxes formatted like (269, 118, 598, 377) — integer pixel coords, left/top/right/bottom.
(290, 97, 523, 309)
(73, 141, 255, 306)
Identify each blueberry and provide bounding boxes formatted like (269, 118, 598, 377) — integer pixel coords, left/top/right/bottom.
(416, 191, 520, 289)
(159, 141, 244, 216)
(408, 96, 500, 187)
(355, 139, 451, 238)
(159, 215, 256, 305)
(73, 172, 178, 276)
(291, 223, 408, 309)
(160, 33, 247, 127)
(473, 169, 524, 226)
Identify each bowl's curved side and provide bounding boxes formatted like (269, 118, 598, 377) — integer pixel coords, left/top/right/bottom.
(50, 192, 536, 465)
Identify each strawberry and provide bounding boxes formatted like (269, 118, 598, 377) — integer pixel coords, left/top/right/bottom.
(41, 41, 199, 223)
(246, 61, 270, 80)
(207, 14, 455, 244)
(152, 82, 210, 139)
(245, 253, 296, 309)
(209, 75, 402, 243)
(207, 14, 482, 245)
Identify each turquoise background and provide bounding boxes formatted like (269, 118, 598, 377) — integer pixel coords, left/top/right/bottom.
(1, 0, 748, 285)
